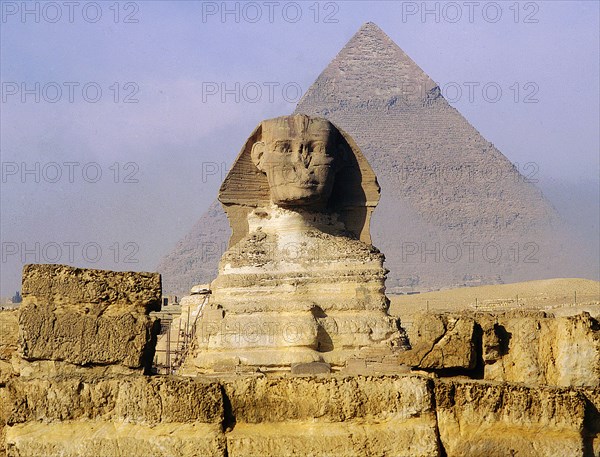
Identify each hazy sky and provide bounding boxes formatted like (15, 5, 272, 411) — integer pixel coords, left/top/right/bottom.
(1, 0, 599, 296)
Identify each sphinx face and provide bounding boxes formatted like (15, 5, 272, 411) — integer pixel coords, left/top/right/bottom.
(252, 117, 339, 208)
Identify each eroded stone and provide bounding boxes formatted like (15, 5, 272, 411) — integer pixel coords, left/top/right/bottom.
(18, 264, 162, 370)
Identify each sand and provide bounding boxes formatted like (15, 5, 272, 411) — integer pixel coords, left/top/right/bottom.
(389, 278, 600, 318)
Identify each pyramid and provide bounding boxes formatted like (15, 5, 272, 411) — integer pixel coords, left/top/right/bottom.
(158, 22, 574, 295)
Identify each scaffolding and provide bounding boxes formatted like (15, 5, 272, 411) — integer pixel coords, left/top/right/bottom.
(152, 293, 209, 375)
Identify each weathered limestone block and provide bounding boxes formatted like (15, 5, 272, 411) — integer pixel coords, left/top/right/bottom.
(223, 375, 432, 422)
(581, 388, 600, 457)
(1, 371, 597, 457)
(226, 421, 437, 457)
(18, 264, 162, 370)
(21, 264, 161, 311)
(5, 422, 226, 457)
(480, 311, 600, 387)
(2, 376, 223, 425)
(10, 360, 143, 380)
(291, 361, 331, 375)
(0, 387, 7, 457)
(19, 305, 158, 368)
(397, 312, 477, 370)
(200, 311, 320, 350)
(0, 311, 18, 385)
(435, 379, 587, 457)
(0, 312, 18, 361)
(222, 375, 440, 456)
(1, 375, 225, 457)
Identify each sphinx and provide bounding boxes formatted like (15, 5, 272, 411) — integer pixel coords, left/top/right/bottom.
(184, 114, 407, 373)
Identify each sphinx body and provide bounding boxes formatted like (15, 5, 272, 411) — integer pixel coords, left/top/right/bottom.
(184, 115, 406, 372)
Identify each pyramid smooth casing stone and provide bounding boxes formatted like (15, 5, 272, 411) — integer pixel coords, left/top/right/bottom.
(18, 264, 161, 369)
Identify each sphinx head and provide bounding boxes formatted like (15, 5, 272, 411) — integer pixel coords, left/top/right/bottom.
(251, 115, 343, 209)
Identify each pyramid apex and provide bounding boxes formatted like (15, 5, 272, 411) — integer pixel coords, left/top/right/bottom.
(355, 21, 393, 40)
(358, 21, 384, 31)
(297, 22, 438, 109)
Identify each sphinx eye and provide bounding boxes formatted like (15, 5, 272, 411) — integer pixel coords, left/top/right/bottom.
(278, 143, 291, 153)
(311, 142, 325, 153)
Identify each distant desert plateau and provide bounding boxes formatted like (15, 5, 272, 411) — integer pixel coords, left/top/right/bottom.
(390, 277, 600, 318)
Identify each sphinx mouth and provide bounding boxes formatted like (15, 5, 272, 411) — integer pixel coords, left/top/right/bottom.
(294, 184, 319, 191)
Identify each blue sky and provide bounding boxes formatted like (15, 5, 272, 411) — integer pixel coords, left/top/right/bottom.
(1, 1, 599, 296)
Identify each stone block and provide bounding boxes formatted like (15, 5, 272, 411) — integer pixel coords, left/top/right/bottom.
(222, 374, 434, 423)
(19, 302, 159, 368)
(223, 374, 439, 457)
(5, 422, 226, 457)
(226, 420, 439, 457)
(480, 311, 600, 387)
(18, 264, 163, 370)
(0, 311, 18, 361)
(0, 311, 18, 386)
(435, 379, 587, 457)
(398, 312, 477, 370)
(21, 264, 161, 312)
(2, 376, 224, 425)
(291, 362, 331, 375)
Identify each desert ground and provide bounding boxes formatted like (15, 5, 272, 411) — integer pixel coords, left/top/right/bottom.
(389, 277, 600, 318)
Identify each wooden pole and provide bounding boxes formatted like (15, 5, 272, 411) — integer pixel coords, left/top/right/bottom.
(166, 323, 171, 375)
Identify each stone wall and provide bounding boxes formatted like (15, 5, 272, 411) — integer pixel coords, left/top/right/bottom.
(1, 371, 598, 457)
(397, 310, 600, 389)
(2, 305, 600, 456)
(1, 264, 598, 456)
